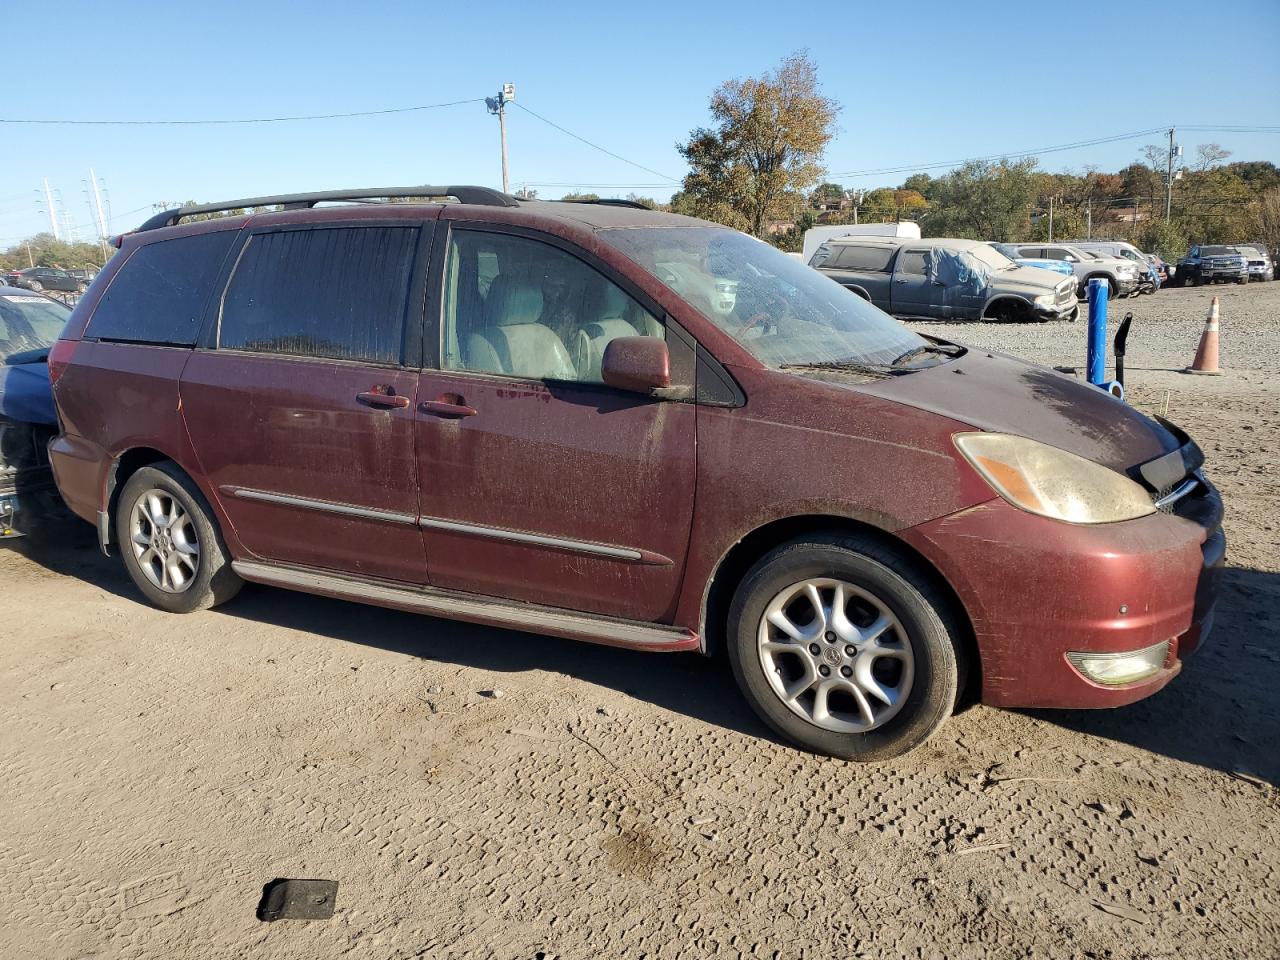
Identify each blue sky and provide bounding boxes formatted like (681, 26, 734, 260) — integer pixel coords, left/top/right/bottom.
(3, 0, 1278, 245)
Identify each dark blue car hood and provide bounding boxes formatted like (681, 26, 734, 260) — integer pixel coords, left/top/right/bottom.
(0, 361, 56, 425)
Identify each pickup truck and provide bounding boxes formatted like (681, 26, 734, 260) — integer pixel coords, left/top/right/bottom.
(1176, 245, 1249, 285)
(810, 236, 1079, 323)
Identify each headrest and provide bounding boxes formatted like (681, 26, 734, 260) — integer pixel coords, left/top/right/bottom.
(486, 277, 544, 327)
(600, 283, 629, 319)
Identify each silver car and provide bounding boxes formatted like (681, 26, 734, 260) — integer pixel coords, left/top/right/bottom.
(1008, 243, 1141, 300)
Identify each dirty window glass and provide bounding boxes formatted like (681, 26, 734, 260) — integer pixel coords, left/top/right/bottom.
(220, 227, 418, 364)
(833, 245, 896, 272)
(897, 250, 928, 276)
(86, 232, 237, 345)
(598, 226, 923, 368)
(0, 294, 71, 362)
(441, 230, 662, 384)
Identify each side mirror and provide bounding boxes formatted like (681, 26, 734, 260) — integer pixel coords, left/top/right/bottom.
(601, 337, 671, 395)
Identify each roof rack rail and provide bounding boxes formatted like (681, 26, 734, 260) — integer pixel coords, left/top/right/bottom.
(562, 197, 654, 211)
(136, 185, 520, 232)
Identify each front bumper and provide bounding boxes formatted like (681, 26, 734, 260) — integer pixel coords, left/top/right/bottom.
(899, 479, 1223, 709)
(1032, 299, 1078, 321)
(1247, 265, 1273, 281)
(1201, 268, 1248, 281)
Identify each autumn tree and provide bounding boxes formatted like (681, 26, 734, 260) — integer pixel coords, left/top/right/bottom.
(675, 52, 839, 237)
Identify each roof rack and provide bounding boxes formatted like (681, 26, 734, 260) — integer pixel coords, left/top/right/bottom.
(561, 197, 654, 211)
(136, 185, 520, 232)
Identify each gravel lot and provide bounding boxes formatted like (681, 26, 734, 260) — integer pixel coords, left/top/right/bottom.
(2, 281, 1277, 959)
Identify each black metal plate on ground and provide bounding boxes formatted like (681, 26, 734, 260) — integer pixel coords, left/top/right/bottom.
(257, 878, 339, 921)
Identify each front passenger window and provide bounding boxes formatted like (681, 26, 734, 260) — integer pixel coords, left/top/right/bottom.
(441, 230, 662, 385)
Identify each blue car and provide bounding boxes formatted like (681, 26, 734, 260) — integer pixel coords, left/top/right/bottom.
(990, 243, 1076, 280)
(0, 286, 70, 537)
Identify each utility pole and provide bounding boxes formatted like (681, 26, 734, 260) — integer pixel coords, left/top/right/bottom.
(1048, 195, 1054, 243)
(485, 83, 516, 193)
(1086, 199, 1092, 240)
(1165, 127, 1176, 220)
(42, 178, 61, 240)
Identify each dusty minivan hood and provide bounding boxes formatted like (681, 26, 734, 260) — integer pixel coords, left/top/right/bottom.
(856, 348, 1179, 472)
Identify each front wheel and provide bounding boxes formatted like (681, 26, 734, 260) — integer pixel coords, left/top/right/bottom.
(116, 462, 242, 613)
(727, 534, 963, 760)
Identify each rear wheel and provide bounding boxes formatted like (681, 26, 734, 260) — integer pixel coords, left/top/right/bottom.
(28, 280, 43, 292)
(115, 462, 242, 614)
(727, 534, 963, 760)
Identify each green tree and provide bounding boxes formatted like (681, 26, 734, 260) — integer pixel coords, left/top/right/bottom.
(558, 192, 601, 202)
(921, 159, 1038, 240)
(676, 51, 839, 237)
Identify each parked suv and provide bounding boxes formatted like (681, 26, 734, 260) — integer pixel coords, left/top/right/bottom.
(1176, 245, 1250, 286)
(810, 237, 1078, 322)
(48, 187, 1223, 760)
(1009, 243, 1141, 299)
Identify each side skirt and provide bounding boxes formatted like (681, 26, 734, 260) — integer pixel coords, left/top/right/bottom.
(230, 560, 699, 653)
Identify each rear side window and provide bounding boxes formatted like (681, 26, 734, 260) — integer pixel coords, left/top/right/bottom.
(86, 232, 237, 345)
(832, 245, 896, 272)
(219, 227, 418, 364)
(897, 250, 928, 275)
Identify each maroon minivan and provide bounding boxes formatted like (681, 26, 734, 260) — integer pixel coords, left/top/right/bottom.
(47, 187, 1223, 759)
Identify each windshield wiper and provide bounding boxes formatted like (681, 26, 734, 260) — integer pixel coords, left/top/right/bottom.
(780, 359, 900, 377)
(891, 343, 963, 367)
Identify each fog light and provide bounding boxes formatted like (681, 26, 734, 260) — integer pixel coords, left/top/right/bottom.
(1066, 640, 1170, 686)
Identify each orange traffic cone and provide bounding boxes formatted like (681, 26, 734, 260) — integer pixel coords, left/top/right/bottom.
(1184, 297, 1222, 375)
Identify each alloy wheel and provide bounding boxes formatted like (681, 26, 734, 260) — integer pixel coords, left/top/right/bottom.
(757, 577, 914, 733)
(129, 488, 200, 593)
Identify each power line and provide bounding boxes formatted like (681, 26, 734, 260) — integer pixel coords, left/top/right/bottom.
(826, 123, 1280, 181)
(512, 103, 679, 183)
(828, 128, 1170, 179)
(0, 98, 486, 126)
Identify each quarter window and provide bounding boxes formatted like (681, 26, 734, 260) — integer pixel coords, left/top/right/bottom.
(441, 230, 662, 384)
(85, 231, 238, 346)
(219, 227, 418, 364)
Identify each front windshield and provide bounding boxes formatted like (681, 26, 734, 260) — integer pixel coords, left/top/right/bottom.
(1201, 246, 1236, 256)
(966, 244, 1015, 270)
(598, 226, 924, 368)
(0, 292, 70, 363)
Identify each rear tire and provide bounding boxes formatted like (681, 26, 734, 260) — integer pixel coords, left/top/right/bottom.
(115, 462, 242, 614)
(726, 534, 963, 761)
(28, 280, 43, 292)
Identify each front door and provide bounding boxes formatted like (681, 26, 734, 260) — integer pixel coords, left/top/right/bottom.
(414, 223, 696, 622)
(180, 222, 432, 584)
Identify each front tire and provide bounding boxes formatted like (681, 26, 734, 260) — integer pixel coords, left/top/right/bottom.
(115, 462, 242, 613)
(727, 534, 963, 761)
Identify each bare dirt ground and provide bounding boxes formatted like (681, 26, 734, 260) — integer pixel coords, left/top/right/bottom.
(2, 281, 1278, 960)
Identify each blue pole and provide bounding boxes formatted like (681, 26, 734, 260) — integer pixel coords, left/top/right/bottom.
(1086, 279, 1108, 386)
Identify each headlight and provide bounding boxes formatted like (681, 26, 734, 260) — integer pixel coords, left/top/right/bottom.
(954, 433, 1155, 523)
(1067, 640, 1169, 685)
(1033, 293, 1055, 306)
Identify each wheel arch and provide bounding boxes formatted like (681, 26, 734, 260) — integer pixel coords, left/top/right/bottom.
(981, 294, 1033, 321)
(842, 284, 872, 301)
(698, 513, 980, 704)
(101, 446, 184, 552)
